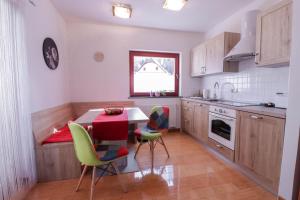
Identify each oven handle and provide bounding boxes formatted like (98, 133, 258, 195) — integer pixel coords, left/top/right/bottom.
(209, 112, 236, 122)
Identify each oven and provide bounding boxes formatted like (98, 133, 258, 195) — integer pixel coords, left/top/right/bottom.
(208, 106, 236, 150)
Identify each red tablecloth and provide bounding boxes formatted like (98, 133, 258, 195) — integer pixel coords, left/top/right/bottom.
(92, 110, 128, 141)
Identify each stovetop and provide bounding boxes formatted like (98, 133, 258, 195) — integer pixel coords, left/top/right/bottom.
(187, 97, 258, 107)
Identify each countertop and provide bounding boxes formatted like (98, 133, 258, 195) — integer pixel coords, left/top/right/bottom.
(181, 97, 286, 119)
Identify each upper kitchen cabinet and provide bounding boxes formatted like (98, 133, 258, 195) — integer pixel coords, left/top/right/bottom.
(191, 32, 240, 77)
(191, 44, 206, 76)
(255, 0, 293, 67)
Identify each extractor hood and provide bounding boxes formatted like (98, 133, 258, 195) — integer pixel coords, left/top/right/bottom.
(224, 10, 260, 62)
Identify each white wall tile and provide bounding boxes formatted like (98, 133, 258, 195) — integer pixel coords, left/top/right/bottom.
(199, 59, 289, 108)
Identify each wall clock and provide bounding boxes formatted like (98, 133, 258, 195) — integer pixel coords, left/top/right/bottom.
(42, 38, 59, 70)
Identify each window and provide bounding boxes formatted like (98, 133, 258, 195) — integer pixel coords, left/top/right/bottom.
(129, 51, 179, 97)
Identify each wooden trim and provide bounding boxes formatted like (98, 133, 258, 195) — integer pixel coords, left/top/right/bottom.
(277, 196, 285, 200)
(129, 50, 180, 97)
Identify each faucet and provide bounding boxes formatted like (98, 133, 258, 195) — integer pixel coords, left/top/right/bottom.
(214, 82, 220, 89)
(213, 82, 220, 99)
(220, 82, 237, 100)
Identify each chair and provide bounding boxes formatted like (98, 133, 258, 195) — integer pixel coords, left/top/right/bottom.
(68, 122, 128, 200)
(134, 106, 170, 168)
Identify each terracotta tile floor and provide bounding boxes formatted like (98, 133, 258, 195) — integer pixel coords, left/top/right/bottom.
(25, 132, 276, 200)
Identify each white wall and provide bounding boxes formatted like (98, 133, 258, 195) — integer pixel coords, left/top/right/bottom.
(24, 0, 70, 113)
(66, 22, 204, 128)
(279, 0, 300, 198)
(67, 22, 204, 101)
(200, 0, 289, 108)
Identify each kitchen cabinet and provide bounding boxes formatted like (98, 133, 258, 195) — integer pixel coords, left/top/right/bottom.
(236, 111, 285, 192)
(193, 103, 209, 143)
(181, 100, 209, 143)
(191, 44, 206, 76)
(190, 32, 240, 76)
(255, 0, 292, 67)
(181, 100, 194, 134)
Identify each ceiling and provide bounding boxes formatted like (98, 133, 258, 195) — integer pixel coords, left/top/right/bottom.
(50, 0, 254, 32)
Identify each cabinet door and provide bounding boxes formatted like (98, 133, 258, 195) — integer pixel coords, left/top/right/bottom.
(191, 44, 206, 76)
(237, 112, 256, 170)
(253, 114, 285, 189)
(237, 112, 285, 191)
(193, 104, 209, 142)
(206, 34, 225, 74)
(255, 0, 292, 66)
(181, 101, 194, 134)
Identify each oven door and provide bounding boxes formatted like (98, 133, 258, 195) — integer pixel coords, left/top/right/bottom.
(208, 112, 236, 150)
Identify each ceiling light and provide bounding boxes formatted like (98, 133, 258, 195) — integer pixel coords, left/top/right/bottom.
(112, 4, 132, 19)
(163, 0, 187, 11)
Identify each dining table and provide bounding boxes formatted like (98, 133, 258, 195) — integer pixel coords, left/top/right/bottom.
(74, 107, 149, 169)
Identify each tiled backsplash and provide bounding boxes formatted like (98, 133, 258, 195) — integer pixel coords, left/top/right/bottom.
(199, 59, 289, 108)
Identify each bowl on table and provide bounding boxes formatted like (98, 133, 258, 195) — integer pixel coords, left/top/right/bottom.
(104, 107, 124, 115)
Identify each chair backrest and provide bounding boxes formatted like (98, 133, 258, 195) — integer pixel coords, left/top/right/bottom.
(68, 123, 101, 166)
(147, 106, 169, 130)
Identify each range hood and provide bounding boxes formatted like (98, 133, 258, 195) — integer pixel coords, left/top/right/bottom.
(224, 10, 260, 62)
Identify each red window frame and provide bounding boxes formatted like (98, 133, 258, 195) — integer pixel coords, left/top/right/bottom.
(129, 51, 179, 97)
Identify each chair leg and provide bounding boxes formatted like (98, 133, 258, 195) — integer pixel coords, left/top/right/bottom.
(90, 166, 96, 200)
(160, 136, 170, 158)
(134, 142, 143, 159)
(94, 164, 110, 185)
(111, 162, 128, 193)
(150, 140, 154, 169)
(75, 165, 88, 192)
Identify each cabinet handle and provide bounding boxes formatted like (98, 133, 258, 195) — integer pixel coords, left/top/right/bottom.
(216, 144, 223, 149)
(250, 115, 263, 120)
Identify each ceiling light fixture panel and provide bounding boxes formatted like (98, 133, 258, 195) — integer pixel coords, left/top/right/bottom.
(163, 0, 187, 11)
(112, 4, 132, 19)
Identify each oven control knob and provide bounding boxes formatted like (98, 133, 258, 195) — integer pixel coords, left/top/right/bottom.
(219, 109, 223, 113)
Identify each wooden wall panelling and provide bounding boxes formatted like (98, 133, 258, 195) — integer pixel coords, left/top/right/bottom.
(32, 103, 76, 145)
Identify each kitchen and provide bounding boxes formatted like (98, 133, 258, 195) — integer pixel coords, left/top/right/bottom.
(182, 0, 291, 196)
(1, 0, 300, 200)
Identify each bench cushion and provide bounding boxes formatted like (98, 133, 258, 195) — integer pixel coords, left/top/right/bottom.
(42, 125, 72, 145)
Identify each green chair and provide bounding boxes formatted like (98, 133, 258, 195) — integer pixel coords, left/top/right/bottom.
(134, 106, 170, 168)
(68, 122, 128, 200)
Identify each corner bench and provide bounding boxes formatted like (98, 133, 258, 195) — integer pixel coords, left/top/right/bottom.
(32, 101, 134, 182)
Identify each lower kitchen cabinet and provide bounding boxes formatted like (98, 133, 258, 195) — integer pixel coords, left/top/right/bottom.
(181, 100, 194, 134)
(181, 100, 209, 143)
(193, 103, 209, 143)
(236, 111, 285, 192)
